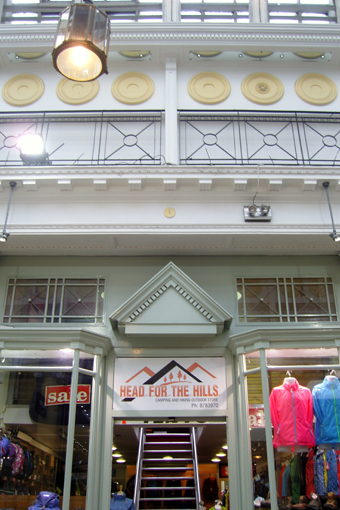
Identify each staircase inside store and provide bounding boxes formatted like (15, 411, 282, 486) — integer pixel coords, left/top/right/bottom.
(135, 427, 201, 510)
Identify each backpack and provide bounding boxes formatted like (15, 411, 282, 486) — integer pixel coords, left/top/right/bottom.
(1, 442, 17, 476)
(28, 491, 61, 510)
(11, 444, 25, 476)
(0, 436, 10, 458)
(20, 446, 34, 479)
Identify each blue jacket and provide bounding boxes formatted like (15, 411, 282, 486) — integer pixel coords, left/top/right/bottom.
(28, 492, 61, 510)
(110, 493, 136, 510)
(312, 378, 340, 445)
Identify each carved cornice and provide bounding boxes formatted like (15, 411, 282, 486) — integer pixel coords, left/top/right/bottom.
(228, 326, 340, 354)
(1, 24, 340, 49)
(1, 165, 340, 178)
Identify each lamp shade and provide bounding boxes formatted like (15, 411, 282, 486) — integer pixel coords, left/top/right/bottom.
(52, 3, 110, 82)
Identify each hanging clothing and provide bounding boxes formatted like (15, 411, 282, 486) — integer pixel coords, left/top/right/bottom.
(269, 378, 315, 450)
(312, 378, 340, 446)
(314, 450, 327, 497)
(281, 464, 291, 498)
(290, 454, 301, 504)
(305, 449, 316, 498)
(325, 450, 339, 495)
(279, 464, 286, 498)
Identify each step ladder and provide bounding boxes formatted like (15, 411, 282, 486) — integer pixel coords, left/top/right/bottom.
(134, 427, 203, 510)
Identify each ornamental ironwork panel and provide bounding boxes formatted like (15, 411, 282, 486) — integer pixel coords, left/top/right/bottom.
(0, 111, 162, 167)
(236, 276, 337, 323)
(179, 111, 340, 166)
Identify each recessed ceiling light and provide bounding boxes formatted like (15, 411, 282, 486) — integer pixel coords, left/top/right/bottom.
(116, 458, 126, 463)
(211, 458, 221, 462)
(222, 445, 228, 450)
(216, 453, 226, 457)
(163, 456, 173, 460)
(112, 453, 122, 457)
(112, 446, 117, 451)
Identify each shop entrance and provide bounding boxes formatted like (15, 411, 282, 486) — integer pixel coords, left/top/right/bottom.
(110, 420, 229, 510)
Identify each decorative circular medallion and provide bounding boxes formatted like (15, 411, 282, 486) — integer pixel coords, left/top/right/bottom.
(243, 51, 273, 58)
(119, 51, 150, 59)
(187, 72, 231, 105)
(15, 52, 46, 60)
(57, 78, 100, 105)
(241, 73, 284, 105)
(294, 52, 324, 59)
(111, 72, 155, 105)
(192, 51, 221, 58)
(295, 73, 337, 105)
(2, 74, 44, 106)
(164, 207, 176, 218)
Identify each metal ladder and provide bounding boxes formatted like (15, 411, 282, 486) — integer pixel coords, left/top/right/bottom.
(134, 426, 202, 510)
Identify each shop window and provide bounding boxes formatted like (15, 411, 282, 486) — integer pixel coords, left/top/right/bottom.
(237, 277, 337, 323)
(0, 349, 93, 509)
(3, 278, 105, 324)
(245, 348, 340, 508)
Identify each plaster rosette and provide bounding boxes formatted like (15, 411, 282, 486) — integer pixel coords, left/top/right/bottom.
(241, 73, 284, 105)
(111, 72, 155, 105)
(295, 73, 337, 105)
(243, 51, 273, 58)
(2, 74, 44, 106)
(187, 72, 231, 105)
(57, 78, 99, 105)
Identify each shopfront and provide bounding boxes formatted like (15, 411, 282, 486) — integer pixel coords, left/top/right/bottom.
(231, 328, 340, 510)
(0, 256, 340, 510)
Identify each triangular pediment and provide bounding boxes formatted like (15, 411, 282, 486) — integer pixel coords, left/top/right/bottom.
(110, 262, 232, 336)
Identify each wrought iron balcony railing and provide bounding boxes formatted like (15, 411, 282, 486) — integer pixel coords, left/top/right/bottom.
(0, 110, 163, 167)
(1, 110, 340, 168)
(179, 110, 340, 166)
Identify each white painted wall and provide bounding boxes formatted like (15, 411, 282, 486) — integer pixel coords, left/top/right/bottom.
(0, 57, 339, 112)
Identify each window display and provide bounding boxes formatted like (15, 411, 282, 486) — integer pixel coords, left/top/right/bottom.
(246, 349, 340, 509)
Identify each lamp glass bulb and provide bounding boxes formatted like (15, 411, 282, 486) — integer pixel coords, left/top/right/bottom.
(18, 134, 44, 155)
(56, 46, 102, 82)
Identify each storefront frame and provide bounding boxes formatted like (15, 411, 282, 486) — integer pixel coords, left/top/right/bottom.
(0, 328, 111, 510)
(230, 326, 340, 510)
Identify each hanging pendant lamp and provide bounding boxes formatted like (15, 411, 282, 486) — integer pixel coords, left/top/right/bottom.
(52, 0, 110, 82)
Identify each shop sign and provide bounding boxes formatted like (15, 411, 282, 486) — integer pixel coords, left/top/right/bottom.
(249, 406, 265, 428)
(114, 357, 226, 411)
(45, 384, 91, 406)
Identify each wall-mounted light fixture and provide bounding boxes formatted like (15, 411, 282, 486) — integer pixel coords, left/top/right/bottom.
(18, 133, 48, 165)
(0, 181, 17, 243)
(322, 181, 340, 242)
(52, 0, 110, 82)
(244, 203, 271, 222)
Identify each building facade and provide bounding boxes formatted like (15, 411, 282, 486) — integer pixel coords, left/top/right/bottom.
(1, 3, 340, 510)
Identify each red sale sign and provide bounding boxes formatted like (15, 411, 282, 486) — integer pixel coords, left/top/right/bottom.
(45, 385, 91, 406)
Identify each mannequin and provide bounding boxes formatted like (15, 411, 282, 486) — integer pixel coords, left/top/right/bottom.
(110, 484, 136, 510)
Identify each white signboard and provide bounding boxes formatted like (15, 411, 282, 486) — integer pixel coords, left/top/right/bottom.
(114, 357, 226, 411)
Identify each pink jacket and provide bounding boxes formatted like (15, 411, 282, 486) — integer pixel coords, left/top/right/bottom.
(269, 379, 315, 449)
